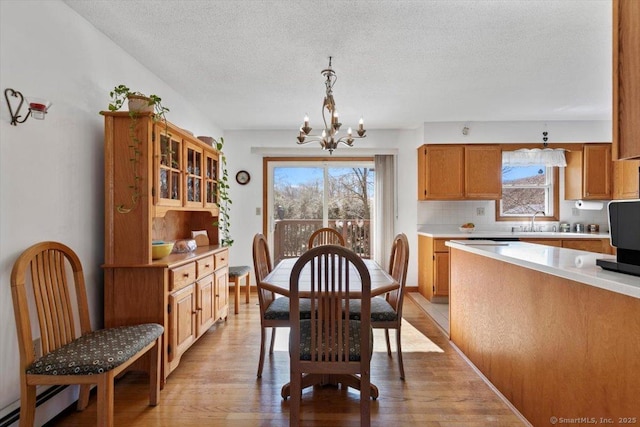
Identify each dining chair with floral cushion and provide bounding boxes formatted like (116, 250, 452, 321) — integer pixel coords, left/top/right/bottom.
(10, 241, 163, 427)
(349, 233, 409, 379)
(288, 244, 373, 427)
(253, 233, 312, 378)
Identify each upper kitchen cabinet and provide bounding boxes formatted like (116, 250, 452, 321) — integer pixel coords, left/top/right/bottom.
(418, 144, 501, 200)
(564, 144, 612, 200)
(613, 0, 640, 160)
(613, 159, 640, 199)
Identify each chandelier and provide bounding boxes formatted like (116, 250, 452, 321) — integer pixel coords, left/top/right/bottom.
(296, 57, 366, 154)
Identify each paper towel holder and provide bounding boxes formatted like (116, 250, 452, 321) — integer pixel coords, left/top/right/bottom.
(575, 200, 604, 211)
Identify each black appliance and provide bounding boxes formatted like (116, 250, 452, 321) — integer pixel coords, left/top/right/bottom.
(596, 199, 640, 277)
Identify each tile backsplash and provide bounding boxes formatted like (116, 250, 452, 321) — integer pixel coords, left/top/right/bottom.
(417, 199, 610, 232)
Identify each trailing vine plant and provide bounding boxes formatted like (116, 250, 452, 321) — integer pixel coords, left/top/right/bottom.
(107, 85, 169, 213)
(214, 137, 233, 246)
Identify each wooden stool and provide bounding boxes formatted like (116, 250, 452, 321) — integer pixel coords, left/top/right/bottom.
(229, 266, 251, 314)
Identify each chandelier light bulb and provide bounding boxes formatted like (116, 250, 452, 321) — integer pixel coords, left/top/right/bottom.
(347, 127, 352, 136)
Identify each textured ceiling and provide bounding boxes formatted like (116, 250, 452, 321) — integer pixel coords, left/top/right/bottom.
(63, 0, 612, 131)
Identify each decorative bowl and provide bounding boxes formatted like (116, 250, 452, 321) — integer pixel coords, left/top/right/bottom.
(152, 242, 174, 259)
(458, 227, 475, 233)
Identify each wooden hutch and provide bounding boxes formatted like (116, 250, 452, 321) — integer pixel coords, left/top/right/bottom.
(102, 112, 229, 384)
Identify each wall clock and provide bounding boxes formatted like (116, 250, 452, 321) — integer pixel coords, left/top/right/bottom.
(235, 170, 250, 185)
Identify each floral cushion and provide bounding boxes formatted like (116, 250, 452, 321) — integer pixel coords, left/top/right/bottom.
(26, 323, 164, 376)
(264, 297, 312, 320)
(292, 319, 373, 361)
(347, 297, 398, 322)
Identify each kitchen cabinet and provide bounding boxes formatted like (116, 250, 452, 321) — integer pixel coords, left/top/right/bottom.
(613, 0, 640, 160)
(562, 239, 613, 255)
(520, 239, 562, 247)
(522, 238, 613, 254)
(564, 144, 612, 200)
(102, 111, 229, 384)
(418, 235, 462, 301)
(417, 144, 501, 200)
(613, 159, 640, 199)
(419, 234, 614, 302)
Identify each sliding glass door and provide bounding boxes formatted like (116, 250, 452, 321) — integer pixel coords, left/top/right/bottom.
(267, 160, 374, 263)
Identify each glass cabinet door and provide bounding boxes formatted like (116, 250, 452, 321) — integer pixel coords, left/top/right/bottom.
(185, 142, 204, 208)
(156, 131, 183, 207)
(204, 151, 219, 209)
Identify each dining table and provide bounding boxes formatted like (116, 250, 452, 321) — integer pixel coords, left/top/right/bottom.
(260, 256, 399, 400)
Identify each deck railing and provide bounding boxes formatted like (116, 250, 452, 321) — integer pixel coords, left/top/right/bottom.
(273, 219, 371, 263)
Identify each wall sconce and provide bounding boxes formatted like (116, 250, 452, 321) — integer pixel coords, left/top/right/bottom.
(4, 88, 52, 125)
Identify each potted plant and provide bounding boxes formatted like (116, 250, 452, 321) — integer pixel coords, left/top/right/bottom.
(214, 137, 233, 246)
(106, 85, 170, 213)
(108, 84, 169, 120)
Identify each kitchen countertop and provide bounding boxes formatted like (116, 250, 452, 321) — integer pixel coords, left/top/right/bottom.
(418, 225, 610, 239)
(445, 240, 640, 299)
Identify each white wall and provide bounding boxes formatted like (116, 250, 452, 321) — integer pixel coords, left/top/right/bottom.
(0, 1, 222, 424)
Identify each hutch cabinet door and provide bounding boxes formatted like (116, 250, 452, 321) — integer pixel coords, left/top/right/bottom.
(214, 267, 229, 321)
(155, 128, 183, 208)
(184, 141, 204, 208)
(169, 284, 196, 362)
(196, 275, 215, 337)
(204, 151, 219, 209)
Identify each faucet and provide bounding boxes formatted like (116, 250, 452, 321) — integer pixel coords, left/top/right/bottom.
(530, 211, 545, 232)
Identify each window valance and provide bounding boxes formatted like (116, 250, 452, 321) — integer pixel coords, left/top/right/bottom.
(502, 148, 566, 167)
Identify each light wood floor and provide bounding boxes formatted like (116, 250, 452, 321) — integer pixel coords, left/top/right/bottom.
(46, 294, 526, 426)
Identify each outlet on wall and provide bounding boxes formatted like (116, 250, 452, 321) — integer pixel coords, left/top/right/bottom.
(572, 208, 580, 216)
(476, 207, 485, 216)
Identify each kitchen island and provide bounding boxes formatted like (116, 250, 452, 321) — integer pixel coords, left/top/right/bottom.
(446, 240, 640, 426)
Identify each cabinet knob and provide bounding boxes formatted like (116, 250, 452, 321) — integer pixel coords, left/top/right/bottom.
(205, 264, 211, 268)
(183, 272, 190, 278)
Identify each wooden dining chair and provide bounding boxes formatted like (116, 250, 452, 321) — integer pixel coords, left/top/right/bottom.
(10, 241, 164, 427)
(349, 233, 409, 379)
(307, 227, 345, 249)
(288, 245, 372, 427)
(376, 233, 410, 379)
(253, 233, 291, 378)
